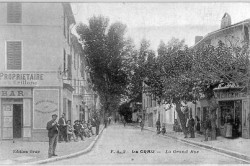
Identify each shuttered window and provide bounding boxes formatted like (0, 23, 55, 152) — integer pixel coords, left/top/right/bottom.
(7, 3, 22, 23)
(6, 41, 22, 70)
(67, 54, 72, 79)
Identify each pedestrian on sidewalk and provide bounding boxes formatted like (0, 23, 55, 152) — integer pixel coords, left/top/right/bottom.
(123, 118, 126, 127)
(188, 116, 195, 138)
(46, 114, 59, 158)
(73, 120, 84, 141)
(66, 120, 77, 142)
(95, 117, 100, 135)
(104, 116, 108, 128)
(58, 113, 68, 142)
(195, 116, 201, 133)
(184, 117, 189, 138)
(204, 115, 212, 141)
(156, 119, 161, 134)
(140, 118, 144, 131)
(108, 117, 111, 125)
(161, 124, 166, 135)
(88, 120, 95, 136)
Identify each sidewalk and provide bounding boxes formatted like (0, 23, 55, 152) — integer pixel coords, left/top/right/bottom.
(141, 124, 250, 163)
(0, 125, 104, 165)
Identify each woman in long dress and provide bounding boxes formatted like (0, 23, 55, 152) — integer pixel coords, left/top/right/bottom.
(225, 113, 233, 138)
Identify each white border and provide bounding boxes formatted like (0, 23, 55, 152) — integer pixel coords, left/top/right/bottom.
(33, 88, 60, 129)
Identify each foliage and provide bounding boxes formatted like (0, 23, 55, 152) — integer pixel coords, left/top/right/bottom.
(76, 16, 130, 115)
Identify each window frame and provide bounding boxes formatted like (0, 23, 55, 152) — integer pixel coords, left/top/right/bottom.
(7, 2, 22, 24)
(5, 40, 23, 71)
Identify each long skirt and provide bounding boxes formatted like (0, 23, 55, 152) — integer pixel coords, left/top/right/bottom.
(225, 124, 232, 138)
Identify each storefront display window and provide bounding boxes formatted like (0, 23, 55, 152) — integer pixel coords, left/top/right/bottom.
(219, 101, 234, 126)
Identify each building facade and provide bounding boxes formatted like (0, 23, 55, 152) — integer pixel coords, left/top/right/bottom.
(190, 13, 250, 139)
(142, 82, 177, 128)
(0, 3, 92, 141)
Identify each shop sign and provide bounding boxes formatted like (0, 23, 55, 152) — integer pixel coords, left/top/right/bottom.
(0, 88, 32, 98)
(215, 91, 247, 99)
(0, 71, 61, 87)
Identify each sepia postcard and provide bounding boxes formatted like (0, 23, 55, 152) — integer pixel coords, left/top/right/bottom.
(0, 0, 250, 165)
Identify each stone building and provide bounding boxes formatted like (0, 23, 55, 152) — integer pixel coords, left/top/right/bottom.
(189, 13, 250, 138)
(0, 3, 93, 141)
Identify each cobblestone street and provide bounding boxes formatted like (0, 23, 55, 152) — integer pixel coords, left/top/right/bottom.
(52, 124, 247, 164)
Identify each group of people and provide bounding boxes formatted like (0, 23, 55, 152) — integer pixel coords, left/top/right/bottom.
(184, 115, 212, 141)
(155, 119, 166, 135)
(46, 113, 100, 158)
(57, 113, 97, 142)
(104, 116, 112, 128)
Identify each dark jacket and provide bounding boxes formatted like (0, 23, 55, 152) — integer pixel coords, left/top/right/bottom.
(204, 119, 212, 130)
(46, 120, 58, 138)
(156, 121, 161, 127)
(58, 117, 66, 126)
(188, 118, 195, 127)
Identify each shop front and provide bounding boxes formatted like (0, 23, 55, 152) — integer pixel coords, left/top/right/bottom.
(214, 88, 249, 139)
(0, 71, 62, 141)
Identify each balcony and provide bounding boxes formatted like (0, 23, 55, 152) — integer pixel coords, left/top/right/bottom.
(62, 78, 95, 97)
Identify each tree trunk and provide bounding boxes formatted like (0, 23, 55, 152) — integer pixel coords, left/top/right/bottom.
(208, 98, 218, 140)
(175, 101, 188, 135)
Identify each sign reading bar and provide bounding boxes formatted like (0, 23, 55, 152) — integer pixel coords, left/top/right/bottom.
(0, 88, 32, 98)
(0, 71, 61, 87)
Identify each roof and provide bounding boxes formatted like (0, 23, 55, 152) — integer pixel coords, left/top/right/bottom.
(192, 19, 250, 49)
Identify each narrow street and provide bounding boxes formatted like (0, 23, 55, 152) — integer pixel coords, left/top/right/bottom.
(51, 124, 246, 164)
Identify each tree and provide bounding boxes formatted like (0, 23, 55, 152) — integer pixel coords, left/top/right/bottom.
(75, 16, 130, 117)
(192, 41, 249, 139)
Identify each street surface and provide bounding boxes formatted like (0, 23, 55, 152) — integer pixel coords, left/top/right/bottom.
(52, 124, 246, 164)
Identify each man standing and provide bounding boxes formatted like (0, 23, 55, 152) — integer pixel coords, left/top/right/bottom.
(95, 117, 100, 135)
(188, 116, 195, 138)
(204, 115, 212, 141)
(156, 119, 161, 134)
(104, 116, 108, 128)
(46, 114, 59, 158)
(58, 113, 67, 142)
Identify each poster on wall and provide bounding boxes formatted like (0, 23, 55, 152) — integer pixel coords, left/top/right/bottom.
(33, 89, 59, 129)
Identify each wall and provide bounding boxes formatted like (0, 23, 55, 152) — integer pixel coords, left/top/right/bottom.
(0, 3, 64, 71)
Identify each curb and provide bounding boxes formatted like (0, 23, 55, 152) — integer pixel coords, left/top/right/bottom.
(23, 126, 105, 165)
(139, 125, 250, 163)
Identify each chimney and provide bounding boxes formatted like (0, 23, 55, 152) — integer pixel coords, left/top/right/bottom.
(195, 36, 203, 44)
(221, 13, 231, 29)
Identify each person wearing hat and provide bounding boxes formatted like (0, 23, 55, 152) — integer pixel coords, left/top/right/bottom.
(73, 120, 84, 141)
(46, 114, 59, 158)
(58, 113, 67, 142)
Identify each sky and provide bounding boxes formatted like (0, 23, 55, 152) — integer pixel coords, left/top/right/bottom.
(71, 3, 250, 51)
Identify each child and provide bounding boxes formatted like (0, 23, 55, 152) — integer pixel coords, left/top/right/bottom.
(161, 125, 166, 135)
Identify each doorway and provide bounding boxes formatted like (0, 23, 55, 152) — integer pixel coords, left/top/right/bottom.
(13, 104, 23, 138)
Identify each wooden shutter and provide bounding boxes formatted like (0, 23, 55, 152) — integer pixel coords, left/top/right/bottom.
(7, 3, 22, 23)
(7, 41, 22, 70)
(67, 54, 72, 79)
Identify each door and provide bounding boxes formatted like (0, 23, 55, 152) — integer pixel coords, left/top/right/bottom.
(13, 104, 23, 138)
(2, 104, 13, 139)
(242, 99, 249, 138)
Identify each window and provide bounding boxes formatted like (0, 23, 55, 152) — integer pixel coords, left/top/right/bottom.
(67, 54, 72, 79)
(7, 3, 22, 23)
(6, 41, 22, 70)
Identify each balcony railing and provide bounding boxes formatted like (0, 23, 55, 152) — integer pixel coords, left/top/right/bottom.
(63, 79, 91, 95)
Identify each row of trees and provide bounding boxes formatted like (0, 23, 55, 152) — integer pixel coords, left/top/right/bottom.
(75, 15, 249, 132)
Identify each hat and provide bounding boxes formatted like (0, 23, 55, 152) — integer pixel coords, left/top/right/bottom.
(52, 114, 58, 117)
(74, 120, 79, 123)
